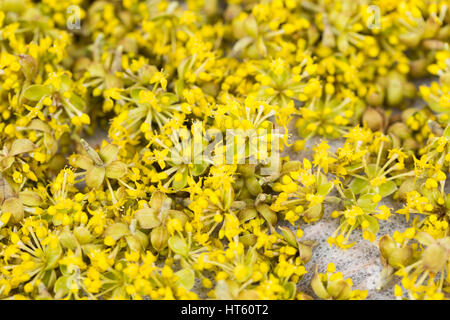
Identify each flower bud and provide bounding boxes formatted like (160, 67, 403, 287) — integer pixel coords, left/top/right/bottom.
(387, 122, 411, 140)
(387, 72, 404, 106)
(362, 108, 386, 132)
(151, 226, 169, 251)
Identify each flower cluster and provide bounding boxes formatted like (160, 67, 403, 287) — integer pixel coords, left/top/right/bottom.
(0, 0, 448, 300)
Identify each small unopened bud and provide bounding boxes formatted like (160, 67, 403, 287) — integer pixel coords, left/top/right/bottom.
(151, 226, 169, 251)
(387, 72, 404, 106)
(363, 108, 386, 132)
(387, 122, 411, 140)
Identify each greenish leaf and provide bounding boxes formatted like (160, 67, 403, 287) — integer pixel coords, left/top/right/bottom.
(175, 269, 195, 291)
(357, 194, 377, 213)
(168, 235, 188, 257)
(45, 242, 62, 270)
(365, 214, 379, 234)
(378, 180, 397, 197)
(349, 177, 367, 195)
(54, 275, 71, 297)
(172, 168, 188, 191)
(317, 182, 333, 197)
(23, 85, 52, 101)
